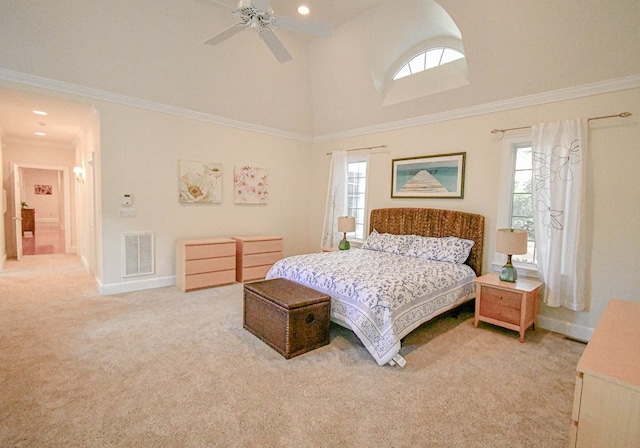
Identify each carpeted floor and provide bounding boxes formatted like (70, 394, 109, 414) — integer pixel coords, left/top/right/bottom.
(0, 254, 585, 447)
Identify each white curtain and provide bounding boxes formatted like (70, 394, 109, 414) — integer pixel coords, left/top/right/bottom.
(532, 118, 587, 311)
(321, 150, 348, 249)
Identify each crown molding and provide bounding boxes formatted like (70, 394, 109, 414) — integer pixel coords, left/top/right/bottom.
(0, 68, 312, 143)
(2, 67, 638, 144)
(313, 74, 640, 142)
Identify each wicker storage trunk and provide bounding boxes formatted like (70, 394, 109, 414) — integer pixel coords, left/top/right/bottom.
(243, 278, 331, 359)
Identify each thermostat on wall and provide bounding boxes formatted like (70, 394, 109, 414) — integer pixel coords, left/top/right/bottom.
(122, 194, 132, 206)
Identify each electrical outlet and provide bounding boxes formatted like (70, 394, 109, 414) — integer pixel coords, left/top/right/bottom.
(119, 208, 136, 217)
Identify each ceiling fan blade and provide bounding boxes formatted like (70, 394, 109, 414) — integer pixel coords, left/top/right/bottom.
(259, 29, 292, 63)
(273, 16, 332, 38)
(203, 24, 246, 46)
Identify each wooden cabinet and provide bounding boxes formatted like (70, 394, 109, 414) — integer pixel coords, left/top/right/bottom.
(232, 236, 283, 283)
(569, 298, 640, 447)
(175, 238, 236, 292)
(473, 272, 543, 342)
(21, 208, 35, 235)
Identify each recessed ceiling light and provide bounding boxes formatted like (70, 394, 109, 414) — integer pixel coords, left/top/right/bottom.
(298, 5, 310, 15)
(34, 132, 47, 136)
(33, 110, 48, 116)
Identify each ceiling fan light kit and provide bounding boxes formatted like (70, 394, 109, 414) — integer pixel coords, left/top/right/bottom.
(205, 0, 332, 63)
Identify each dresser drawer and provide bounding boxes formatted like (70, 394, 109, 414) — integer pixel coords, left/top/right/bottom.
(185, 256, 235, 275)
(185, 270, 235, 291)
(176, 238, 237, 292)
(241, 251, 283, 268)
(481, 286, 522, 309)
(479, 300, 521, 325)
(185, 242, 235, 260)
(240, 265, 274, 282)
(240, 238, 283, 255)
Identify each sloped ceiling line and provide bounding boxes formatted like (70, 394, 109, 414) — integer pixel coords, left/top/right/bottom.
(1, 68, 638, 144)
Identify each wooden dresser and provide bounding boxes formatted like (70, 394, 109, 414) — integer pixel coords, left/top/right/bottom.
(232, 236, 283, 283)
(569, 298, 640, 447)
(175, 238, 236, 292)
(21, 208, 35, 235)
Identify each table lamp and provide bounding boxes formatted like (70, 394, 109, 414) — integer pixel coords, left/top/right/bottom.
(495, 228, 528, 282)
(337, 216, 356, 250)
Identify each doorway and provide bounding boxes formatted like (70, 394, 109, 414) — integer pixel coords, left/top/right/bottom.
(9, 163, 72, 260)
(18, 166, 72, 256)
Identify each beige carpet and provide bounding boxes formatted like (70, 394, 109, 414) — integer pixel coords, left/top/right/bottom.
(0, 254, 585, 447)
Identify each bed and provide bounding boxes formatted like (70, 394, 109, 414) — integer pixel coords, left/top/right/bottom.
(266, 208, 485, 366)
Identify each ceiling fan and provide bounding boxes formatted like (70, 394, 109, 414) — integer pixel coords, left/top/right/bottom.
(204, 0, 332, 63)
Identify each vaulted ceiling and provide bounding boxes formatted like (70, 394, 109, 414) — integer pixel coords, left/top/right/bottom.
(0, 0, 638, 144)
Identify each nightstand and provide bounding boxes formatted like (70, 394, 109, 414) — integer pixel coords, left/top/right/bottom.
(473, 272, 543, 342)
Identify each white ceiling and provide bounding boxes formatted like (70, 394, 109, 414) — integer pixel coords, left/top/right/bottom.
(0, 0, 385, 145)
(1, 0, 637, 143)
(0, 88, 95, 146)
(209, 0, 386, 28)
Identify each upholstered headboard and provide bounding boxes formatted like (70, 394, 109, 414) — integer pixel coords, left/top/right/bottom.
(369, 208, 485, 276)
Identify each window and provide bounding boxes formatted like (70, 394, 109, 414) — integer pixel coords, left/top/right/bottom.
(347, 160, 367, 241)
(392, 47, 465, 80)
(508, 144, 537, 264)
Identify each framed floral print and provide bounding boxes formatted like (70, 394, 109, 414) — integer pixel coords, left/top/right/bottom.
(234, 166, 269, 204)
(179, 160, 222, 204)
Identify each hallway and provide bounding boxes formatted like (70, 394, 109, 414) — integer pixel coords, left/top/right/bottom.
(22, 222, 65, 255)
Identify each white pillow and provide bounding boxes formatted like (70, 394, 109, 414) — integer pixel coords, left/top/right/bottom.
(361, 229, 414, 255)
(406, 235, 475, 264)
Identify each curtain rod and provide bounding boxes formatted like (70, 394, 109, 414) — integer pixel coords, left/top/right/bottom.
(326, 144, 387, 156)
(490, 112, 632, 134)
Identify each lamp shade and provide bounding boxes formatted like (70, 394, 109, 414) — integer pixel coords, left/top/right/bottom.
(337, 216, 356, 233)
(496, 229, 528, 255)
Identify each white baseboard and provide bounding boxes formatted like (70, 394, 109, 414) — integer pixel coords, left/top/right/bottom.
(537, 315, 594, 343)
(97, 276, 176, 295)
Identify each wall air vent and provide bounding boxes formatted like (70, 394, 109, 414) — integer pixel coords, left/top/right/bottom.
(122, 232, 155, 278)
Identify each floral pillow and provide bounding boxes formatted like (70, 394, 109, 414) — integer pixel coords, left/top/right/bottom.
(406, 235, 475, 264)
(361, 229, 414, 255)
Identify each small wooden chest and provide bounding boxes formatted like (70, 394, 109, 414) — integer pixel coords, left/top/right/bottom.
(243, 278, 331, 359)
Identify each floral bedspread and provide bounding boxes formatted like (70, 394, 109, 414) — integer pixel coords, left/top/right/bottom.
(266, 249, 476, 365)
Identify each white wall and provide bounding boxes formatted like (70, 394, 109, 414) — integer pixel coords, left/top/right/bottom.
(94, 101, 316, 293)
(308, 88, 640, 339)
(74, 109, 100, 274)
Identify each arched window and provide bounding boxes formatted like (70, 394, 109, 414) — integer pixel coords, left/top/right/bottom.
(393, 47, 465, 80)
